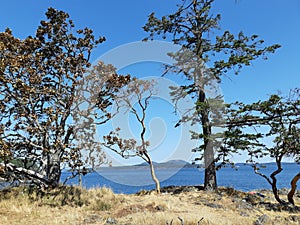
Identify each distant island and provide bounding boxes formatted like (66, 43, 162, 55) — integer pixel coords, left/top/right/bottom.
(121, 160, 198, 169)
(95, 160, 199, 171)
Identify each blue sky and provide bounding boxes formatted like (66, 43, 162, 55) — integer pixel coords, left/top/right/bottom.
(1, 0, 299, 164)
(1, 0, 299, 102)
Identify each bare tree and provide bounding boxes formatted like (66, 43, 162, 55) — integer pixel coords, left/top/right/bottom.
(103, 78, 161, 193)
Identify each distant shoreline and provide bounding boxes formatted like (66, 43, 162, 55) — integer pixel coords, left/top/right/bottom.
(94, 161, 298, 171)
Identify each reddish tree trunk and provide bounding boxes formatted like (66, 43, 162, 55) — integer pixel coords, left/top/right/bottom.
(288, 172, 300, 205)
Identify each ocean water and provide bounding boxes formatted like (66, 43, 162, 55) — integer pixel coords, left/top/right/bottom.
(61, 163, 299, 194)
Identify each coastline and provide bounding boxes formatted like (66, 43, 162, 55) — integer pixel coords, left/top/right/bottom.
(61, 163, 299, 194)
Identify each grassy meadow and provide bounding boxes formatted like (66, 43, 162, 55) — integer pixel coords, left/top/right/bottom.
(0, 185, 299, 225)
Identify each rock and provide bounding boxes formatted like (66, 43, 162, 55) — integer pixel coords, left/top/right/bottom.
(244, 195, 260, 205)
(288, 215, 300, 223)
(232, 197, 242, 203)
(284, 204, 300, 213)
(106, 217, 117, 224)
(278, 188, 289, 195)
(155, 204, 166, 211)
(253, 214, 271, 225)
(135, 190, 151, 195)
(182, 186, 198, 192)
(256, 192, 265, 198)
(204, 202, 223, 209)
(237, 201, 254, 211)
(261, 202, 300, 213)
(240, 211, 250, 217)
(197, 198, 209, 205)
(274, 216, 282, 223)
(129, 205, 143, 213)
(83, 215, 102, 224)
(261, 202, 280, 212)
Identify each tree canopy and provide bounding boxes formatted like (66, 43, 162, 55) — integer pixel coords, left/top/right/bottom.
(1, 2, 297, 206)
(0, 8, 129, 188)
(225, 88, 300, 204)
(143, 0, 281, 190)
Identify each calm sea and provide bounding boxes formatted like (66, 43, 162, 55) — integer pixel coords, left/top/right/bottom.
(61, 163, 299, 194)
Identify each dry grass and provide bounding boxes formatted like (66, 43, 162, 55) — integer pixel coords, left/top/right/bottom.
(0, 185, 299, 225)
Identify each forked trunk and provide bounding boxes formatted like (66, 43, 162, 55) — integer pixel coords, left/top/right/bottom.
(270, 159, 284, 204)
(254, 163, 284, 204)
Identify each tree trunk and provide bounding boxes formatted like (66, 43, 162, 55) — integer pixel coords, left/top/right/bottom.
(198, 90, 217, 191)
(287, 172, 300, 205)
(78, 173, 82, 187)
(271, 183, 283, 204)
(270, 158, 284, 204)
(46, 151, 61, 188)
(145, 152, 160, 194)
(0, 162, 51, 187)
(149, 161, 161, 194)
(204, 145, 217, 191)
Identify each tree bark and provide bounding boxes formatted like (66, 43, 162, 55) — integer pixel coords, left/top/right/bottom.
(145, 152, 160, 194)
(45, 151, 61, 188)
(270, 158, 284, 204)
(0, 162, 51, 187)
(271, 182, 283, 204)
(198, 90, 217, 191)
(288, 172, 300, 205)
(204, 147, 217, 191)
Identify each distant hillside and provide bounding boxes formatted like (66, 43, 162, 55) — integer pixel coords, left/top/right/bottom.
(134, 160, 197, 168)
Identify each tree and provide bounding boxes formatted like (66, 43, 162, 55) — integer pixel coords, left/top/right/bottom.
(143, 0, 280, 190)
(64, 61, 131, 185)
(288, 172, 300, 205)
(226, 88, 300, 204)
(103, 79, 161, 193)
(0, 8, 129, 189)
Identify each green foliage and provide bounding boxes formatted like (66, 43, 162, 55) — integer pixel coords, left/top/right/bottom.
(226, 89, 300, 163)
(144, 0, 280, 78)
(225, 88, 300, 203)
(143, 0, 280, 190)
(143, 0, 280, 153)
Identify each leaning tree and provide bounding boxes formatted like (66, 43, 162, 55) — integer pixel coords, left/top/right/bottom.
(143, 0, 280, 190)
(0, 8, 129, 189)
(103, 79, 161, 193)
(225, 88, 300, 204)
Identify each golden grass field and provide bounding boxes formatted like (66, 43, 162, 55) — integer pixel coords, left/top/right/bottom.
(0, 185, 299, 225)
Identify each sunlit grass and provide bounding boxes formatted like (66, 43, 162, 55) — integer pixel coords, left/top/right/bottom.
(0, 185, 299, 225)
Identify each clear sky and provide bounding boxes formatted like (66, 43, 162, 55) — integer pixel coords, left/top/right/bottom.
(1, 0, 299, 164)
(1, 0, 299, 101)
